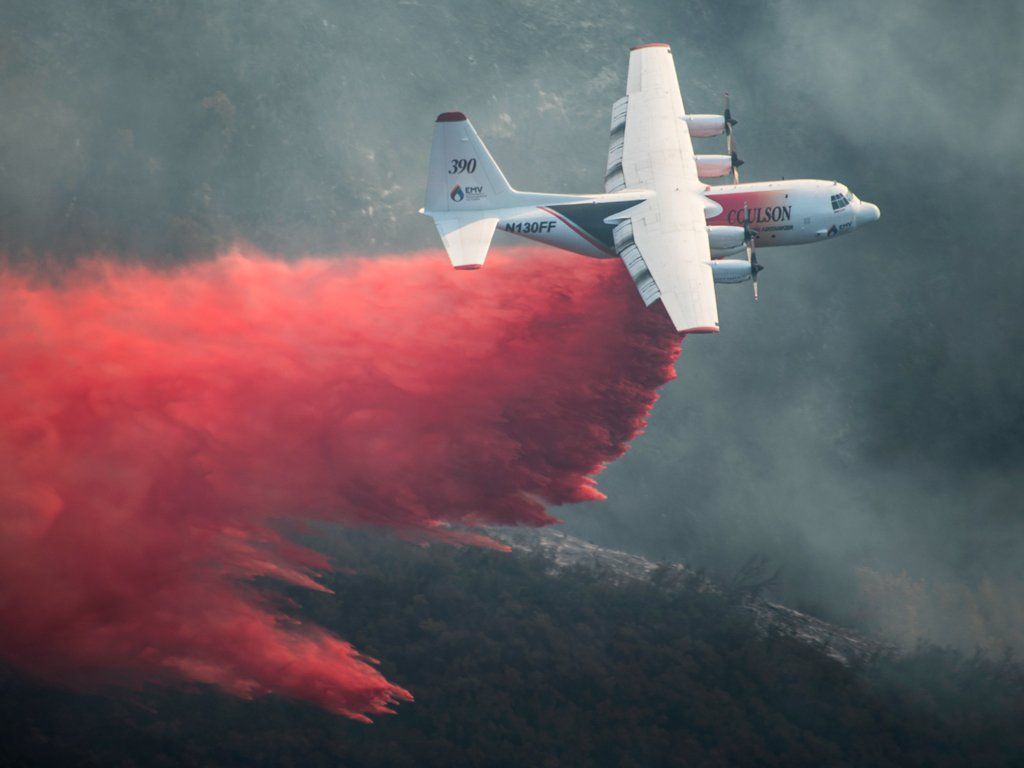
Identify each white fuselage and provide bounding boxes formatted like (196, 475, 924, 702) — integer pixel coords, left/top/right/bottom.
(495, 179, 880, 260)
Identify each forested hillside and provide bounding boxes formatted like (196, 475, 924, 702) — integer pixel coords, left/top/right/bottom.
(3, 533, 1022, 768)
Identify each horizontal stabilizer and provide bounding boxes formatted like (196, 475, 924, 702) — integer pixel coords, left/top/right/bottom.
(431, 213, 499, 269)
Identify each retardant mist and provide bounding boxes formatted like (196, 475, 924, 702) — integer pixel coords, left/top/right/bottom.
(0, 247, 681, 720)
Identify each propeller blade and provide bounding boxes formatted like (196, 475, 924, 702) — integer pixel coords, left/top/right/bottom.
(751, 251, 761, 302)
(724, 93, 741, 184)
(744, 203, 761, 301)
(731, 150, 744, 179)
(729, 143, 742, 185)
(724, 92, 737, 129)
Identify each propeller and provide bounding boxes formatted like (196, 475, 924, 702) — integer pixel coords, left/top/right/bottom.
(724, 92, 742, 184)
(724, 92, 738, 133)
(743, 203, 763, 301)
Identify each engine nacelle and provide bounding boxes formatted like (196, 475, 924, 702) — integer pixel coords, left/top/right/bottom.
(706, 225, 746, 252)
(711, 259, 752, 284)
(683, 114, 726, 138)
(711, 245, 746, 259)
(694, 154, 732, 180)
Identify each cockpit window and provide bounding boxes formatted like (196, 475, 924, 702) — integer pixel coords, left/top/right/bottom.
(830, 193, 851, 211)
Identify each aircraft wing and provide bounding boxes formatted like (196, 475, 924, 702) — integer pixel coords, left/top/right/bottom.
(605, 44, 719, 333)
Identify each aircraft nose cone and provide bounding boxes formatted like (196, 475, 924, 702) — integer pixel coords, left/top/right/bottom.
(856, 201, 881, 225)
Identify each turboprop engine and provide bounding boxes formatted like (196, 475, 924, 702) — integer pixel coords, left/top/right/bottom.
(707, 225, 747, 257)
(695, 155, 733, 180)
(683, 114, 726, 137)
(711, 259, 754, 284)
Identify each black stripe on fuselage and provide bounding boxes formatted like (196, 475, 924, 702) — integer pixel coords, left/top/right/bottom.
(546, 199, 645, 250)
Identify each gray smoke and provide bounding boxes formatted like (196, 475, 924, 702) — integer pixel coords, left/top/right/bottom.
(2, 0, 1022, 650)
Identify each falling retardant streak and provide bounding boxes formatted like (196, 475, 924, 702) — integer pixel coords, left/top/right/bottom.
(0, 246, 682, 720)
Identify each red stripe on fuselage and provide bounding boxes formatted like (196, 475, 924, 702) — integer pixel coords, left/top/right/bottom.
(538, 207, 615, 256)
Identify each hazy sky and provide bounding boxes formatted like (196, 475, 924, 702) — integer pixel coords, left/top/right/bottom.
(2, 0, 1021, 648)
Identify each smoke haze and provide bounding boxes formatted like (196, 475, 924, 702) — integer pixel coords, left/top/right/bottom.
(0, 0, 1021, 656)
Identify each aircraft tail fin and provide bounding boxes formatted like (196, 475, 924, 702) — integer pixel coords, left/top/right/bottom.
(422, 112, 589, 268)
(424, 112, 516, 213)
(422, 112, 520, 269)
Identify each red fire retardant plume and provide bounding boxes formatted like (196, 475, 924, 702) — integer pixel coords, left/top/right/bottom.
(0, 246, 681, 720)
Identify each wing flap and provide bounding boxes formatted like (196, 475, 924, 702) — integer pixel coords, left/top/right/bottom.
(612, 221, 660, 306)
(605, 96, 629, 193)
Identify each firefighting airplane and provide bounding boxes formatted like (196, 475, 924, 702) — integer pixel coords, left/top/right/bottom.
(421, 43, 880, 333)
